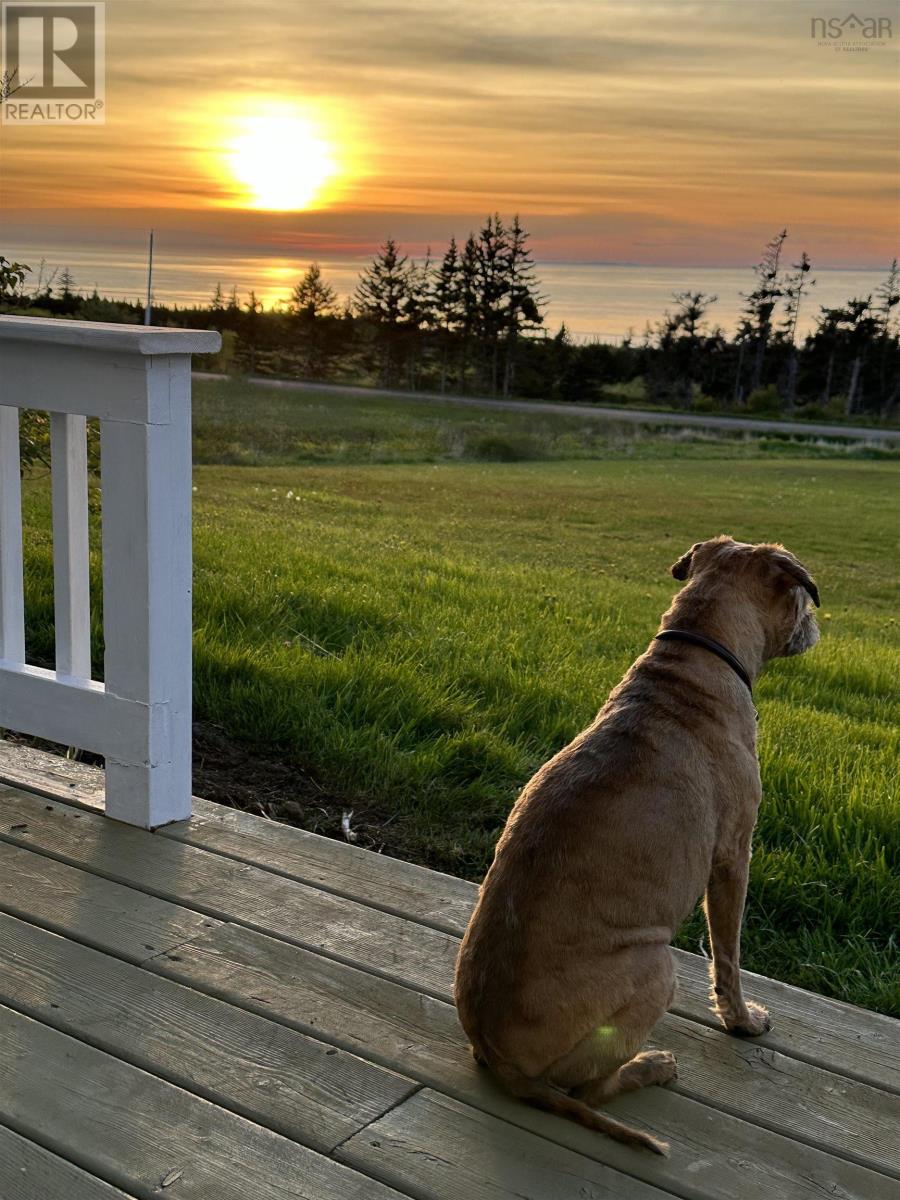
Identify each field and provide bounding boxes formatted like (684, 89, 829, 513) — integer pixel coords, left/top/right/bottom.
(19, 379, 900, 1016)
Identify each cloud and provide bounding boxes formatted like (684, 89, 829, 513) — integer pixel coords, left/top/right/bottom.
(1, 0, 896, 264)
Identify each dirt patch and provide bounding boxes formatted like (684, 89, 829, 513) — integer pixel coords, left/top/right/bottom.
(2, 724, 412, 861)
(191, 723, 410, 854)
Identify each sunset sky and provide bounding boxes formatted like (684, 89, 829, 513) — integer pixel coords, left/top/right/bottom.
(1, 0, 898, 267)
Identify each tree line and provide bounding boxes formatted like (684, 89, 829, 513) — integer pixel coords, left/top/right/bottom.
(643, 232, 899, 418)
(2, 224, 898, 421)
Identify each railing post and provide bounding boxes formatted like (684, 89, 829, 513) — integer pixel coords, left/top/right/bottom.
(101, 355, 193, 827)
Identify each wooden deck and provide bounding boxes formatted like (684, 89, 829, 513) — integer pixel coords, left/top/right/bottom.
(0, 742, 897, 1200)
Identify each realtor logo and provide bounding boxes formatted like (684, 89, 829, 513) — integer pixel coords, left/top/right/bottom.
(810, 12, 893, 47)
(2, 2, 105, 123)
(811, 12, 892, 36)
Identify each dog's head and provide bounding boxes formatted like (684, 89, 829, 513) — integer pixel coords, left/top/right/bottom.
(670, 535, 820, 658)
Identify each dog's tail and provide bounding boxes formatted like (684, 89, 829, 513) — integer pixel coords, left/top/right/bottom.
(490, 1060, 668, 1156)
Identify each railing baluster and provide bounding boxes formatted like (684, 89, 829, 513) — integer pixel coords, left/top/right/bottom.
(0, 405, 26, 664)
(50, 413, 91, 678)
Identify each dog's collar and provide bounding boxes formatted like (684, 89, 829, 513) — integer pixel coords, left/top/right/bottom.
(654, 629, 758, 719)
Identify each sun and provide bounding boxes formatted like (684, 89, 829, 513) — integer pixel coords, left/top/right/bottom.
(226, 110, 337, 211)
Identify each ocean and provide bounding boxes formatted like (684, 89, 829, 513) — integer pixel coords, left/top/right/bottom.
(6, 238, 888, 343)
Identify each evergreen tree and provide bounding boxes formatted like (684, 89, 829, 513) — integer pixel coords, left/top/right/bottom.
(781, 252, 814, 408)
(354, 239, 409, 324)
(432, 238, 463, 391)
(475, 213, 508, 393)
(290, 263, 337, 319)
(811, 298, 880, 413)
(501, 215, 544, 397)
(874, 259, 900, 414)
(354, 239, 411, 384)
(210, 282, 224, 311)
(287, 264, 339, 379)
(875, 258, 900, 337)
(401, 249, 434, 389)
(241, 291, 263, 373)
(549, 322, 574, 400)
(650, 291, 718, 408)
(402, 249, 434, 331)
(736, 229, 788, 402)
(459, 234, 481, 389)
(59, 267, 75, 299)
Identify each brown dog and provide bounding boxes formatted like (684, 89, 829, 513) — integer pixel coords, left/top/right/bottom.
(454, 536, 820, 1155)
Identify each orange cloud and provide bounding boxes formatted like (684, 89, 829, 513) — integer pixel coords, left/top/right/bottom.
(1, 0, 897, 266)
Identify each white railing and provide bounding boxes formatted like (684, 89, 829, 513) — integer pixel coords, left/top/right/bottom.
(0, 316, 220, 827)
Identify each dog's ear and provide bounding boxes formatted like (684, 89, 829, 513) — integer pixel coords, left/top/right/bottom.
(770, 551, 820, 608)
(670, 542, 702, 581)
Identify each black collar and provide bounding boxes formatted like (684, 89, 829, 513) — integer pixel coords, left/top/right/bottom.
(654, 629, 757, 716)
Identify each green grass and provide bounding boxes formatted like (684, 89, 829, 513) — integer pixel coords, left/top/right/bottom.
(18, 380, 900, 1015)
(192, 377, 898, 466)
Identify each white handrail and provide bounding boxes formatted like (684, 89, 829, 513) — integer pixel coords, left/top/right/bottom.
(0, 316, 220, 827)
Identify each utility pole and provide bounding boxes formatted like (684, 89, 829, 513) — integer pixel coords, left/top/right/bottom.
(144, 229, 154, 325)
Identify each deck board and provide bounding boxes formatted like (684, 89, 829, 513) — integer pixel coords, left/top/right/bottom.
(0, 787, 460, 1000)
(0, 1124, 137, 1200)
(0, 912, 417, 1155)
(0, 1005, 409, 1200)
(666, 951, 900, 1093)
(3, 745, 895, 1093)
(0, 745, 898, 1200)
(0, 743, 477, 934)
(0, 838, 221, 964)
(336, 1088, 898, 1200)
(337, 1088, 667, 1200)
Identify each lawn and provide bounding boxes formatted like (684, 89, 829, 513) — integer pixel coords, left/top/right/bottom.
(191, 377, 897, 466)
(18, 380, 900, 1015)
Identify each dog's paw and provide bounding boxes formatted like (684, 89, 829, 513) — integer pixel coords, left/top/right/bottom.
(628, 1049, 678, 1086)
(725, 1000, 772, 1038)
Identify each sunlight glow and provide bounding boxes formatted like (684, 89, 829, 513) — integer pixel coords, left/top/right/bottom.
(225, 108, 338, 211)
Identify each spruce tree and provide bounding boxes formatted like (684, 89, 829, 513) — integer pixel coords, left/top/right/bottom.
(433, 238, 463, 391)
(781, 252, 814, 409)
(457, 235, 481, 392)
(59, 267, 75, 300)
(501, 215, 544, 397)
(875, 259, 900, 414)
(290, 263, 337, 319)
(402, 249, 434, 388)
(476, 213, 508, 394)
(354, 239, 409, 324)
(651, 291, 718, 408)
(354, 238, 411, 384)
(735, 229, 788, 402)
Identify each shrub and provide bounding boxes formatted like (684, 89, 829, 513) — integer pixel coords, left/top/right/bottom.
(468, 434, 542, 462)
(746, 385, 782, 415)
